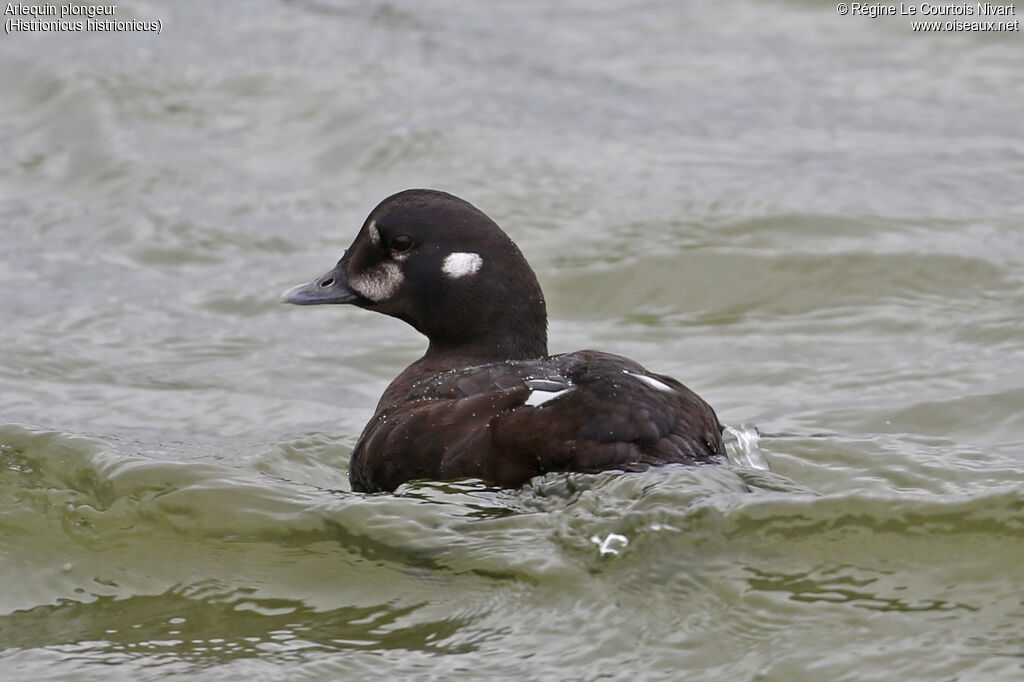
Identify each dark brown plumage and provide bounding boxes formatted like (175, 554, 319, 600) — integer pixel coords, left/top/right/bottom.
(282, 189, 724, 492)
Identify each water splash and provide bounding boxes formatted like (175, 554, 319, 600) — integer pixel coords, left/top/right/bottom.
(724, 425, 769, 470)
(590, 532, 629, 557)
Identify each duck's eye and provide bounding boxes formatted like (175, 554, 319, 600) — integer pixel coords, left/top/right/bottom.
(389, 235, 413, 252)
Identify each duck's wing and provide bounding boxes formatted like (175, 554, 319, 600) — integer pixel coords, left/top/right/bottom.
(348, 352, 724, 492)
(490, 350, 725, 476)
(348, 361, 555, 492)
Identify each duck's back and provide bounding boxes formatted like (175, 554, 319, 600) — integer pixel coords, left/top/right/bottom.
(349, 350, 724, 492)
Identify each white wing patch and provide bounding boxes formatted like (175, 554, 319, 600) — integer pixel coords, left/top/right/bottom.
(524, 387, 572, 408)
(624, 371, 676, 394)
(442, 252, 483, 279)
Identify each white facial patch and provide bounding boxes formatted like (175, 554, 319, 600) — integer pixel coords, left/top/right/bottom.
(442, 252, 483, 279)
(367, 220, 380, 247)
(624, 371, 677, 394)
(349, 262, 402, 302)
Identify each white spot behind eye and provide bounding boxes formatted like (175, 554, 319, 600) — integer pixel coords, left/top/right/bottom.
(624, 371, 676, 394)
(442, 252, 483, 279)
(367, 220, 380, 247)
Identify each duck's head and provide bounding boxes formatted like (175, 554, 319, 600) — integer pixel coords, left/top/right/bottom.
(282, 189, 548, 362)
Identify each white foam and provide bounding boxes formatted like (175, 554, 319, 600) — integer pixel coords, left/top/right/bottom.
(442, 252, 483, 279)
(590, 533, 629, 557)
(723, 424, 769, 470)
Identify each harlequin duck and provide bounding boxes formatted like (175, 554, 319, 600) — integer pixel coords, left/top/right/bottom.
(282, 189, 725, 493)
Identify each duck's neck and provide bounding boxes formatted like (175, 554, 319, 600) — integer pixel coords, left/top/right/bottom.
(375, 316, 548, 414)
(423, 321, 548, 365)
(413, 284, 549, 367)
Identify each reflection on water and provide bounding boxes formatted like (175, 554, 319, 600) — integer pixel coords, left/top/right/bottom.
(744, 566, 978, 613)
(0, 592, 476, 669)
